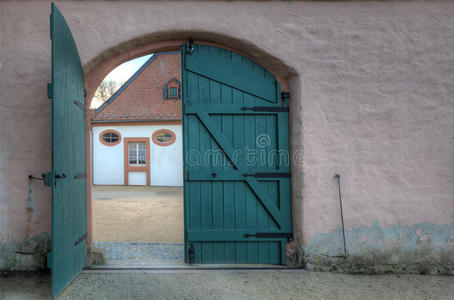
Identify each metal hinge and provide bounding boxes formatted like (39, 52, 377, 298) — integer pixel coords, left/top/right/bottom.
(73, 100, 85, 111)
(244, 232, 293, 239)
(42, 172, 53, 187)
(185, 170, 190, 181)
(242, 172, 291, 178)
(281, 92, 290, 101)
(50, 13, 53, 40)
(74, 172, 87, 179)
(281, 92, 290, 108)
(186, 40, 194, 55)
(47, 83, 53, 99)
(74, 233, 87, 247)
(188, 244, 195, 264)
(241, 106, 289, 112)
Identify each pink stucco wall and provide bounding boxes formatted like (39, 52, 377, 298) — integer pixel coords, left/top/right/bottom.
(1, 0, 453, 272)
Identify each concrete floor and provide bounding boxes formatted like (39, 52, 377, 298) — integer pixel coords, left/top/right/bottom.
(1, 270, 454, 299)
(93, 185, 184, 243)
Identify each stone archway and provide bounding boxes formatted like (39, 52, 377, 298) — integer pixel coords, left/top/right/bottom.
(83, 34, 301, 256)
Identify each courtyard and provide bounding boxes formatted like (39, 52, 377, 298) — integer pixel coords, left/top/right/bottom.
(92, 185, 184, 267)
(93, 185, 184, 243)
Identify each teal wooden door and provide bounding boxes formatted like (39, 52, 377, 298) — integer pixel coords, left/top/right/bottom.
(182, 44, 291, 265)
(49, 3, 86, 298)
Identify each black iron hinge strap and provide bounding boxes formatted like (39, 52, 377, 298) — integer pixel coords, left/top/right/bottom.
(242, 172, 291, 178)
(241, 106, 289, 112)
(186, 40, 194, 55)
(75, 233, 87, 247)
(74, 172, 87, 179)
(47, 83, 53, 99)
(244, 233, 293, 238)
(73, 100, 85, 111)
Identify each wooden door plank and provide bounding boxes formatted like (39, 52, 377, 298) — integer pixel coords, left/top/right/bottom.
(196, 112, 283, 226)
(186, 45, 278, 103)
(210, 80, 225, 263)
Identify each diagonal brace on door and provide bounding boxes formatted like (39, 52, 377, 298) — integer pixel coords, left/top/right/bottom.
(195, 112, 283, 227)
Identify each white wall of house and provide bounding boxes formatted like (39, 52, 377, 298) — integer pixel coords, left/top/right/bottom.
(92, 124, 183, 186)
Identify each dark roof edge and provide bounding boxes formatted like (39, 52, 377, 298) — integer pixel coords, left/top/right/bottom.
(95, 51, 180, 115)
(92, 118, 181, 124)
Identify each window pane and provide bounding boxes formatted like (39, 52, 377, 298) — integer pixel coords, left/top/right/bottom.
(129, 153, 137, 165)
(138, 151, 146, 165)
(128, 142, 146, 165)
(102, 132, 119, 144)
(163, 133, 172, 141)
(156, 134, 165, 142)
(138, 143, 146, 165)
(169, 87, 178, 97)
(129, 143, 137, 165)
(138, 142, 146, 150)
(156, 132, 173, 143)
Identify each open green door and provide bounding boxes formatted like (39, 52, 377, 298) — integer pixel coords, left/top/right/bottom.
(49, 3, 86, 298)
(182, 44, 292, 265)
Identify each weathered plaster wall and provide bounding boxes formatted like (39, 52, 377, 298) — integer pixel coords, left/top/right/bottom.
(1, 0, 453, 272)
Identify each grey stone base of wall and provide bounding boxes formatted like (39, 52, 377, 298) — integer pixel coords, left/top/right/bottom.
(293, 219, 454, 275)
(301, 251, 454, 275)
(2, 229, 454, 275)
(0, 233, 51, 271)
(286, 218, 454, 275)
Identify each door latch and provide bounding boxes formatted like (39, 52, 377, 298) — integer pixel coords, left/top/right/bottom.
(42, 172, 53, 187)
(54, 173, 67, 186)
(29, 173, 53, 187)
(188, 244, 195, 264)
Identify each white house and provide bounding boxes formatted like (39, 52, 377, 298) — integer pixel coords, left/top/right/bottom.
(92, 52, 183, 186)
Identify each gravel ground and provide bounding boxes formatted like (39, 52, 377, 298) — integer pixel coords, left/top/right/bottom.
(93, 185, 184, 243)
(1, 270, 453, 300)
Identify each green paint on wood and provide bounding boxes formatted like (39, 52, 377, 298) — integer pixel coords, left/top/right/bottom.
(185, 44, 278, 103)
(182, 44, 291, 265)
(50, 3, 86, 298)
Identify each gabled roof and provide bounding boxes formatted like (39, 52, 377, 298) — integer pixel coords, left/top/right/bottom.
(95, 51, 179, 115)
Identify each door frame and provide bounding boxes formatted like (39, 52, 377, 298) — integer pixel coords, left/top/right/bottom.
(84, 40, 291, 252)
(123, 137, 151, 186)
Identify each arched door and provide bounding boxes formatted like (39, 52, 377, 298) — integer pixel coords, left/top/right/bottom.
(182, 44, 292, 265)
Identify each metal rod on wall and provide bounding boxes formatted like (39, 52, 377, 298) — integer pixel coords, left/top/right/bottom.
(335, 174, 347, 258)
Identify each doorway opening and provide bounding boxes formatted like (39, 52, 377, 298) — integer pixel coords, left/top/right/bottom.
(84, 41, 294, 268)
(90, 52, 185, 267)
